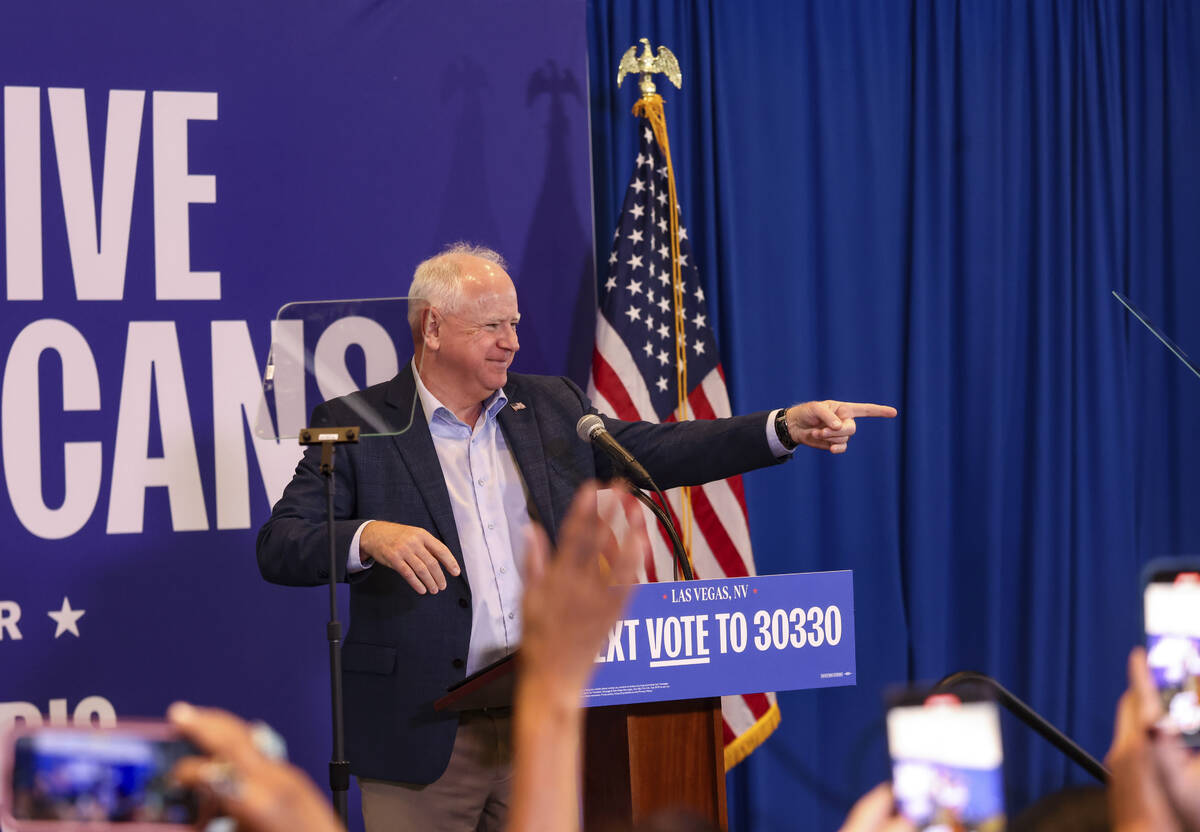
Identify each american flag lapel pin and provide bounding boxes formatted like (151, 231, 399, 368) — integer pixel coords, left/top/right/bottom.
(510, 402, 526, 411)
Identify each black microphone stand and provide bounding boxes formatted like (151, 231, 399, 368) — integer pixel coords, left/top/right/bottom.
(297, 425, 360, 827)
(933, 670, 1109, 784)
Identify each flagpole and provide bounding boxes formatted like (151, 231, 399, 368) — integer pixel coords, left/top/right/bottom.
(598, 39, 783, 768)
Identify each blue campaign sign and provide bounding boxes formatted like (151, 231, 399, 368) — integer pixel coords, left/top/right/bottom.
(584, 571, 856, 708)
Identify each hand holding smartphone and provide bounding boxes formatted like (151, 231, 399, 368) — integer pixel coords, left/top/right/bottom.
(1, 722, 198, 830)
(1142, 558, 1200, 748)
(886, 687, 1006, 832)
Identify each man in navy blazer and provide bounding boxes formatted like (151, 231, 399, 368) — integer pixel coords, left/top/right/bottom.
(257, 243, 896, 831)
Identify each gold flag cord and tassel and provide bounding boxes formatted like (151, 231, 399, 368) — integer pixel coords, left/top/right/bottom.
(632, 93, 696, 577)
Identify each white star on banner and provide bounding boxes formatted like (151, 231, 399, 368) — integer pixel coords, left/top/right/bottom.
(678, 226, 688, 241)
(627, 253, 643, 270)
(628, 280, 643, 296)
(694, 286, 705, 302)
(657, 323, 670, 339)
(632, 178, 645, 194)
(609, 251, 617, 265)
(656, 269, 670, 287)
(630, 229, 644, 244)
(656, 191, 668, 206)
(644, 314, 656, 331)
(656, 376, 669, 392)
(647, 288, 657, 304)
(657, 349, 669, 365)
(630, 204, 644, 219)
(604, 276, 617, 291)
(625, 306, 642, 322)
(658, 244, 670, 260)
(643, 341, 654, 357)
(657, 297, 671, 314)
(658, 165, 669, 178)
(636, 152, 647, 167)
(658, 217, 668, 234)
(679, 252, 689, 266)
(693, 312, 707, 328)
(48, 597, 85, 638)
(693, 340, 706, 356)
(644, 127, 654, 143)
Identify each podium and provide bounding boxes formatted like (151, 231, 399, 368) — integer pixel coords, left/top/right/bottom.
(435, 654, 728, 830)
(434, 570, 856, 830)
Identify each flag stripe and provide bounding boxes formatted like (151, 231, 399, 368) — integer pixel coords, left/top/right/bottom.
(593, 315, 658, 420)
(744, 692, 773, 719)
(701, 479, 753, 557)
(689, 485, 752, 580)
(591, 349, 641, 422)
(722, 719, 737, 745)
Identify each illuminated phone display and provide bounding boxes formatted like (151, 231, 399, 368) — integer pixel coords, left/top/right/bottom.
(887, 692, 1005, 832)
(1144, 569, 1200, 747)
(3, 725, 198, 828)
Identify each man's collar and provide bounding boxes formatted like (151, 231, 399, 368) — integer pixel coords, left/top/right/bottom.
(411, 359, 508, 427)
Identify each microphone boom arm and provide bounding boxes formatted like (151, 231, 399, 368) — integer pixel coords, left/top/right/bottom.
(934, 670, 1109, 783)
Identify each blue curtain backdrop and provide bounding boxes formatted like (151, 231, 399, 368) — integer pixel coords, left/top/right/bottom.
(588, 2, 1200, 829)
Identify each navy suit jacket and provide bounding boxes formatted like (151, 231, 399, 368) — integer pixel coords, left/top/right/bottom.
(256, 364, 782, 784)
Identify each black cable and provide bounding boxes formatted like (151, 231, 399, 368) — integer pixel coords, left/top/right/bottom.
(626, 483, 694, 581)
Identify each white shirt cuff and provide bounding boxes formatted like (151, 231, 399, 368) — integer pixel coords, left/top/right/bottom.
(348, 521, 374, 573)
(766, 409, 795, 458)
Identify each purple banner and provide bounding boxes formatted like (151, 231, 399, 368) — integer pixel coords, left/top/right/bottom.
(1, 3, 591, 826)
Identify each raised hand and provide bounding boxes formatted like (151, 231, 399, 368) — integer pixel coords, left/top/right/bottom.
(520, 482, 645, 694)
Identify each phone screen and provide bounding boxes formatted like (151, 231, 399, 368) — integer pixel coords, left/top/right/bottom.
(7, 727, 198, 825)
(1144, 568, 1200, 747)
(886, 691, 1005, 832)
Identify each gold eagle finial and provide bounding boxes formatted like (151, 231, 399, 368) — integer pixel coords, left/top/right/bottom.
(616, 38, 682, 100)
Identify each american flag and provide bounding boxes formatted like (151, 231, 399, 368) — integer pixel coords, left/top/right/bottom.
(588, 115, 779, 766)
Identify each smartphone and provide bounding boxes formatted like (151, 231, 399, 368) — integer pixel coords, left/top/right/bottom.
(1142, 558, 1200, 748)
(1, 722, 199, 830)
(886, 687, 1006, 832)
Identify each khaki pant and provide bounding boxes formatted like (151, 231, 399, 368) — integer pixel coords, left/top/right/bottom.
(359, 710, 512, 832)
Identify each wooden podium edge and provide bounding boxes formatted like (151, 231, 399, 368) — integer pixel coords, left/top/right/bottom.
(584, 696, 726, 831)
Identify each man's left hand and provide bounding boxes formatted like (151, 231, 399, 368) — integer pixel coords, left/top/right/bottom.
(786, 401, 898, 454)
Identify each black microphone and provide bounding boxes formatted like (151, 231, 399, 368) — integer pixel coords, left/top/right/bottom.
(576, 414, 695, 581)
(575, 414, 654, 488)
